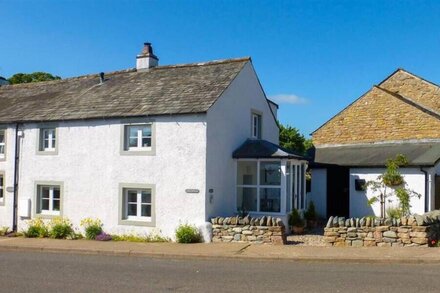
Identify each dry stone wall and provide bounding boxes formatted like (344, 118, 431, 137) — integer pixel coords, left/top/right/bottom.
(324, 210, 440, 247)
(211, 215, 287, 245)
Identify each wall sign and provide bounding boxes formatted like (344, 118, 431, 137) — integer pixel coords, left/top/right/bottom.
(185, 189, 200, 194)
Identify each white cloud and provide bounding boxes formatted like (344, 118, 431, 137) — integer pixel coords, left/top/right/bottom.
(269, 94, 309, 105)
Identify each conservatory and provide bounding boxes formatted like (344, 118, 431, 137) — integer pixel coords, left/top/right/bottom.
(233, 139, 308, 225)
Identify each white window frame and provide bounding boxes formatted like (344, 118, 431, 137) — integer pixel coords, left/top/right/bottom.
(124, 188, 152, 222)
(37, 126, 58, 155)
(37, 185, 61, 216)
(124, 124, 152, 151)
(236, 159, 282, 214)
(251, 113, 262, 139)
(0, 129, 5, 159)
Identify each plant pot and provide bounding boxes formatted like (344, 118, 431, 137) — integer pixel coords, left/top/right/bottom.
(291, 226, 305, 235)
(306, 220, 318, 229)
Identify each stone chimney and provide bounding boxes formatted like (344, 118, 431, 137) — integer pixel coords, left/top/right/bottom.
(136, 42, 159, 71)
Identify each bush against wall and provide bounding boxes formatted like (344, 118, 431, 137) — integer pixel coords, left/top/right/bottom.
(80, 218, 103, 240)
(175, 224, 201, 244)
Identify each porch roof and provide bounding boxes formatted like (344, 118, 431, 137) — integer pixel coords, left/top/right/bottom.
(313, 141, 440, 167)
(233, 139, 307, 160)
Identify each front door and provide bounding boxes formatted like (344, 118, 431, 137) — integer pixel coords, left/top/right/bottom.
(326, 166, 350, 218)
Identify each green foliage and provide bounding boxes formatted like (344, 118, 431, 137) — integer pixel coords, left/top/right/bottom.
(24, 218, 48, 238)
(288, 209, 304, 227)
(80, 218, 103, 240)
(279, 123, 311, 155)
(0, 226, 9, 236)
(175, 224, 201, 243)
(48, 217, 74, 239)
(386, 207, 403, 219)
(304, 201, 317, 221)
(365, 154, 420, 218)
(8, 72, 61, 85)
(111, 233, 169, 243)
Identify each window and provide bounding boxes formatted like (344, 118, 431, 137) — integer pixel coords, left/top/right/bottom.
(251, 113, 262, 139)
(123, 124, 153, 152)
(237, 160, 281, 213)
(120, 185, 154, 225)
(0, 173, 4, 204)
(0, 129, 5, 159)
(37, 185, 61, 216)
(38, 128, 57, 153)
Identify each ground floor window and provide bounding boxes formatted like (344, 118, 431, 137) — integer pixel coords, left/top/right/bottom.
(36, 184, 61, 216)
(237, 160, 281, 213)
(119, 184, 155, 226)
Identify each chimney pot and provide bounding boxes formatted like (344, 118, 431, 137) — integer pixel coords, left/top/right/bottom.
(99, 72, 105, 84)
(136, 42, 159, 71)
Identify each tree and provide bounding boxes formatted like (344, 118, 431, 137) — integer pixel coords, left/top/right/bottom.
(8, 72, 61, 85)
(279, 123, 312, 155)
(365, 154, 420, 218)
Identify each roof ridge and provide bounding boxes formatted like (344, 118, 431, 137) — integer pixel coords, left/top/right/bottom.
(379, 68, 440, 89)
(0, 57, 251, 90)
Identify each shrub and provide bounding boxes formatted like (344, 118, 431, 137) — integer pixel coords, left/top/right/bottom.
(80, 218, 103, 240)
(288, 209, 304, 227)
(48, 217, 74, 239)
(386, 207, 403, 219)
(24, 218, 48, 238)
(304, 201, 317, 221)
(175, 224, 201, 243)
(0, 226, 9, 236)
(95, 232, 112, 241)
(111, 233, 169, 243)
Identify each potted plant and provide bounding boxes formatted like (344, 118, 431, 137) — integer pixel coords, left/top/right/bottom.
(304, 201, 318, 228)
(289, 209, 305, 234)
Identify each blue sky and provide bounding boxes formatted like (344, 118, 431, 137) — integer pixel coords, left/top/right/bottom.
(1, 1, 440, 136)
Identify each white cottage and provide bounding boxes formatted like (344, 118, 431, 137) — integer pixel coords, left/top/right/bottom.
(0, 43, 307, 239)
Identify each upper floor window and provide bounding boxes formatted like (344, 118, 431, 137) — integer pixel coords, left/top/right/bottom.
(122, 123, 155, 155)
(38, 127, 58, 154)
(251, 112, 262, 139)
(0, 129, 5, 159)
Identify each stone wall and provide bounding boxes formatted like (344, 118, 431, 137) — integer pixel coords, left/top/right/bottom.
(211, 215, 287, 245)
(324, 211, 440, 247)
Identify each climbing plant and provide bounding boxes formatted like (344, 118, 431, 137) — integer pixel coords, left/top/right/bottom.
(365, 154, 420, 218)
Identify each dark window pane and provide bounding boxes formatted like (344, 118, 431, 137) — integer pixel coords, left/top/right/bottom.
(53, 188, 60, 199)
(260, 188, 281, 213)
(142, 126, 151, 137)
(53, 199, 60, 211)
(42, 199, 49, 210)
(127, 191, 137, 203)
(129, 127, 138, 138)
(142, 138, 151, 147)
(260, 161, 281, 186)
(129, 138, 137, 147)
(141, 191, 151, 203)
(141, 205, 151, 217)
(127, 203, 137, 216)
(236, 187, 257, 212)
(42, 187, 50, 199)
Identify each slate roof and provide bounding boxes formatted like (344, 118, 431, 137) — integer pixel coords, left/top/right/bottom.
(233, 139, 308, 160)
(313, 141, 440, 167)
(0, 58, 250, 123)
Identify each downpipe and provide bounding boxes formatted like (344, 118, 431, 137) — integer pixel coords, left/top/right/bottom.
(12, 124, 21, 232)
(420, 167, 429, 213)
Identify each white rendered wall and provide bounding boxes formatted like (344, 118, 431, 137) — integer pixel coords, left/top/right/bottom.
(13, 115, 207, 239)
(0, 125, 16, 229)
(309, 168, 327, 218)
(350, 168, 426, 217)
(205, 62, 279, 218)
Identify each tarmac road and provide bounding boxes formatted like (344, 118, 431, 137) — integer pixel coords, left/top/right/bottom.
(0, 250, 439, 292)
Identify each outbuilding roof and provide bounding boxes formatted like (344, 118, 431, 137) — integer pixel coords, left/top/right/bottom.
(233, 139, 308, 160)
(0, 58, 249, 123)
(313, 141, 440, 167)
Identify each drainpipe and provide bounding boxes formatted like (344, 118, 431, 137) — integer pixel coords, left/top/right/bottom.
(420, 167, 429, 213)
(12, 124, 21, 232)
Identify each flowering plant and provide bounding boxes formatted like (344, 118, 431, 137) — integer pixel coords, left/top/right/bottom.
(80, 218, 103, 240)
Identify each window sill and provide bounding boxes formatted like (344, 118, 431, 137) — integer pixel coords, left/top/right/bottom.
(120, 149, 155, 156)
(119, 219, 155, 227)
(36, 150, 58, 156)
(35, 212, 61, 219)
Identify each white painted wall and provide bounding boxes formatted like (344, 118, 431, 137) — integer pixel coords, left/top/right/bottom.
(0, 125, 16, 229)
(350, 168, 426, 217)
(205, 61, 279, 218)
(309, 168, 327, 218)
(7, 115, 207, 239)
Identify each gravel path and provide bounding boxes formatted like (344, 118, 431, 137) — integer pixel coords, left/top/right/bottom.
(286, 227, 329, 246)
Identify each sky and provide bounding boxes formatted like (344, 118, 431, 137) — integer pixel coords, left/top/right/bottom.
(1, 0, 440, 137)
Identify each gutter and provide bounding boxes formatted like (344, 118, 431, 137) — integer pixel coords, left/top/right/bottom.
(420, 167, 429, 213)
(12, 124, 21, 232)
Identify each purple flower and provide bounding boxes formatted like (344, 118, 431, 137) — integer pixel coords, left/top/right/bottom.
(95, 232, 112, 241)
